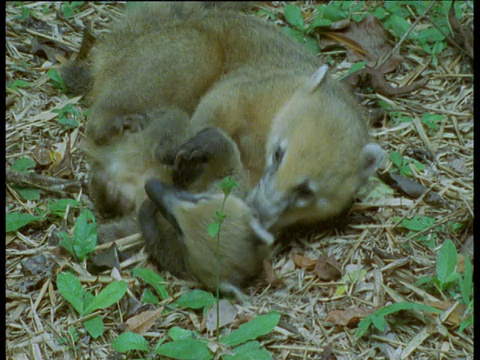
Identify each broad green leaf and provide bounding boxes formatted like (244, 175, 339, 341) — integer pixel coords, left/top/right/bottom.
(48, 69, 66, 91)
(389, 151, 403, 168)
(58, 231, 75, 256)
(6, 212, 42, 233)
(384, 14, 410, 38)
(11, 157, 36, 172)
(56, 272, 88, 315)
(141, 288, 160, 304)
(223, 341, 272, 360)
(460, 257, 473, 305)
(48, 199, 80, 217)
(83, 281, 128, 315)
(207, 222, 220, 238)
(84, 316, 104, 339)
(132, 267, 169, 300)
(73, 209, 97, 261)
(13, 187, 40, 201)
(371, 315, 387, 332)
(220, 312, 280, 347)
(284, 4, 304, 30)
(168, 326, 198, 341)
(323, 2, 347, 22)
(349, 61, 367, 74)
(307, 18, 332, 31)
(436, 239, 457, 286)
(112, 332, 150, 353)
(176, 289, 216, 310)
(400, 216, 435, 232)
(282, 27, 304, 44)
(155, 338, 212, 360)
(220, 176, 239, 197)
(305, 37, 320, 54)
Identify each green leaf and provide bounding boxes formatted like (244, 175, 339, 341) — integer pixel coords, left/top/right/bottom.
(356, 302, 442, 338)
(83, 281, 128, 315)
(141, 288, 160, 304)
(11, 157, 36, 172)
(349, 61, 367, 74)
(13, 187, 40, 201)
(132, 267, 169, 300)
(307, 18, 332, 31)
(175, 289, 216, 310)
(168, 326, 198, 341)
(384, 14, 411, 38)
(58, 231, 75, 256)
(48, 199, 80, 217)
(458, 313, 473, 333)
(155, 338, 213, 359)
(219, 176, 239, 197)
(223, 341, 272, 360)
(389, 151, 403, 168)
(284, 4, 304, 31)
(48, 69, 66, 91)
(6, 212, 42, 233)
(436, 239, 457, 286)
(323, 2, 348, 22)
(207, 222, 221, 238)
(56, 272, 88, 315)
(220, 312, 280, 347)
(371, 315, 387, 332)
(304, 37, 320, 54)
(459, 257, 473, 305)
(281, 27, 304, 44)
(422, 113, 445, 130)
(84, 316, 104, 339)
(112, 332, 150, 353)
(400, 216, 435, 232)
(72, 209, 97, 261)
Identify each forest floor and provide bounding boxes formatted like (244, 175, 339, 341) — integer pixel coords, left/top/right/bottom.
(6, 2, 473, 359)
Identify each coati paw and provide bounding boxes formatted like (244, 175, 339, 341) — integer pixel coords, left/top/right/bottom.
(93, 114, 148, 144)
(89, 171, 135, 218)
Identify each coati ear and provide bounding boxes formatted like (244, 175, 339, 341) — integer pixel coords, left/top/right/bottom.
(249, 217, 275, 245)
(361, 143, 385, 176)
(306, 65, 328, 93)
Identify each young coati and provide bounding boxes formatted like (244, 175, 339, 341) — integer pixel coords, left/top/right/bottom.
(76, 2, 383, 235)
(141, 178, 274, 299)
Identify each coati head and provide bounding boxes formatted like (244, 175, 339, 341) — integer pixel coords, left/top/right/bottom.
(144, 178, 274, 298)
(247, 65, 384, 231)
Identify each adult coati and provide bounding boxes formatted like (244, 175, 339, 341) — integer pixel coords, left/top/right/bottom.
(68, 2, 383, 237)
(140, 178, 274, 299)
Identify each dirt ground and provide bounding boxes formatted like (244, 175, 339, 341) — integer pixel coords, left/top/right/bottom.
(6, 2, 473, 359)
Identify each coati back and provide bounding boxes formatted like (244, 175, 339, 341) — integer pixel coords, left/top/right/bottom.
(81, 3, 383, 233)
(142, 178, 273, 298)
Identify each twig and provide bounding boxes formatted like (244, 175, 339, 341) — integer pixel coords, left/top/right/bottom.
(375, 1, 436, 71)
(6, 168, 85, 194)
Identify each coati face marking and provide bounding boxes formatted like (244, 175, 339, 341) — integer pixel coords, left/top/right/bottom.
(247, 66, 385, 230)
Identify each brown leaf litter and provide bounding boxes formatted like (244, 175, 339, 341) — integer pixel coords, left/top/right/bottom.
(6, 2, 473, 359)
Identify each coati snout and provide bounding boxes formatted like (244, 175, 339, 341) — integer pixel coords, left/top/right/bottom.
(142, 178, 274, 299)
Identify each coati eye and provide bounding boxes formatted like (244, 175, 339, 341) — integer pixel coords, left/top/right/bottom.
(273, 146, 284, 165)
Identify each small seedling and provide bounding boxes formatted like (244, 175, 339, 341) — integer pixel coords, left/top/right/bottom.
(56, 272, 128, 338)
(52, 103, 81, 128)
(389, 150, 426, 177)
(58, 208, 97, 261)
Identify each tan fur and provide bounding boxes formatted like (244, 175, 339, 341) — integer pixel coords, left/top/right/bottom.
(143, 179, 273, 298)
(75, 2, 383, 235)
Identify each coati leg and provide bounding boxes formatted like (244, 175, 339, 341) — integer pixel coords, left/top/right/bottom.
(138, 198, 187, 278)
(166, 127, 244, 189)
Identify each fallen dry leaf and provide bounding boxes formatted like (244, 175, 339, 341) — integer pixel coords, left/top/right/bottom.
(32, 143, 53, 166)
(345, 66, 424, 97)
(263, 258, 283, 287)
(426, 300, 465, 327)
(49, 138, 73, 178)
(319, 14, 404, 74)
(314, 255, 342, 281)
(123, 307, 163, 335)
(325, 307, 374, 327)
(204, 300, 238, 332)
(292, 253, 317, 270)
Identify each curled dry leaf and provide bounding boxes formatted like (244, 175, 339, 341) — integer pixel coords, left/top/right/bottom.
(319, 14, 404, 74)
(324, 307, 374, 327)
(87, 244, 120, 275)
(32, 143, 53, 166)
(426, 300, 465, 327)
(123, 307, 164, 335)
(204, 300, 238, 332)
(314, 255, 342, 281)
